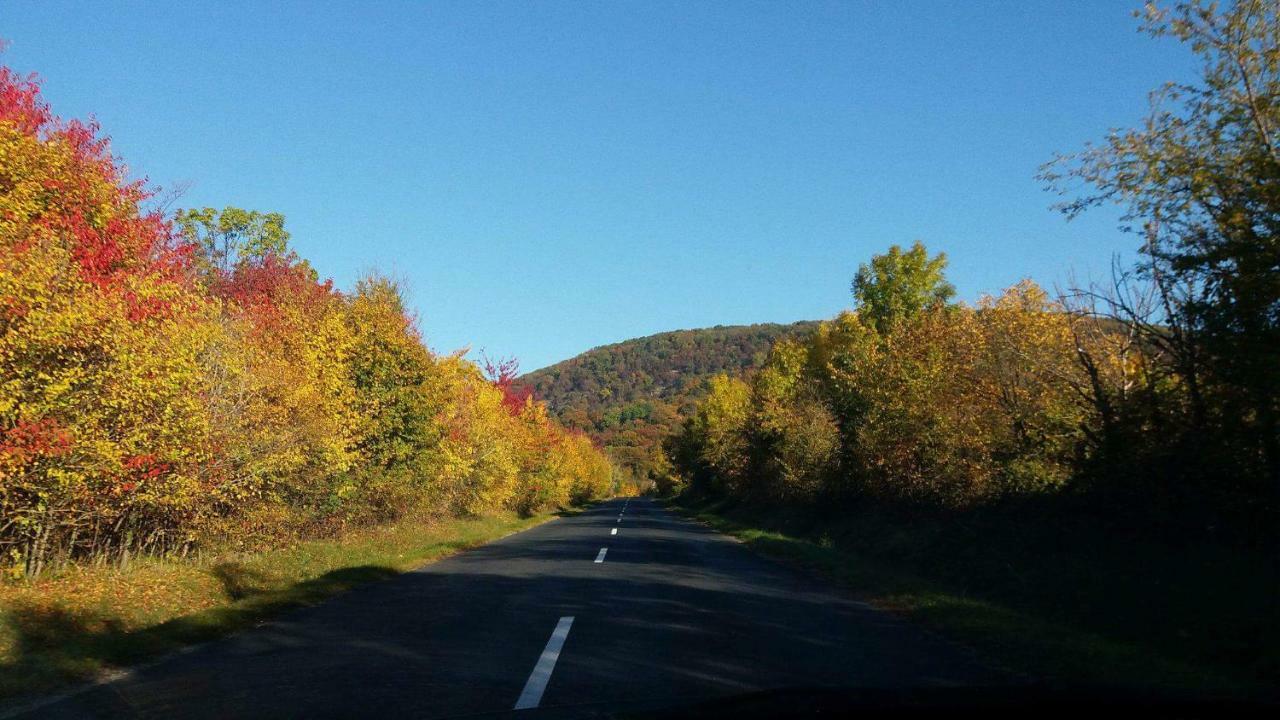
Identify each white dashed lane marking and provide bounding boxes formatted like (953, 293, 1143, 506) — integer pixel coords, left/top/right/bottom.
(513, 616, 575, 710)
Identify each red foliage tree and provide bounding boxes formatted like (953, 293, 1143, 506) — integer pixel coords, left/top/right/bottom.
(1, 66, 194, 321)
(481, 353, 533, 415)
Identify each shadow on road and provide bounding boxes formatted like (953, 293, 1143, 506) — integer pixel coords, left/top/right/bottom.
(0, 564, 400, 701)
(0, 500, 1039, 718)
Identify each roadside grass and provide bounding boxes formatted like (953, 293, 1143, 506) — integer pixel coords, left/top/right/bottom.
(667, 495, 1277, 698)
(0, 509, 562, 701)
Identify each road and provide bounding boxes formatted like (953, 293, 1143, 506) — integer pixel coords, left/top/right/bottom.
(18, 497, 1000, 718)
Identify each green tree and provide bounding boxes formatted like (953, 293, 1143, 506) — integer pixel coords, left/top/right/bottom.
(346, 273, 442, 474)
(851, 241, 956, 332)
(176, 206, 291, 278)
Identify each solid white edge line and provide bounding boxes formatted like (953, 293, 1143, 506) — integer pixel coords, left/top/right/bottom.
(513, 616, 575, 711)
(594, 547, 607, 563)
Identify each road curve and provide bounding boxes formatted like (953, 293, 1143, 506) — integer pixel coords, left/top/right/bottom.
(17, 497, 999, 718)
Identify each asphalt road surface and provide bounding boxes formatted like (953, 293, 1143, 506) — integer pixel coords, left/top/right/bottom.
(14, 497, 1002, 719)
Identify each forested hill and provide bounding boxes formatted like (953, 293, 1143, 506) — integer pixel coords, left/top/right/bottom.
(518, 321, 819, 478)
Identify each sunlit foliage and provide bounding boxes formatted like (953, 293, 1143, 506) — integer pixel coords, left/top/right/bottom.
(0, 66, 214, 575)
(851, 240, 955, 333)
(0, 67, 611, 576)
(672, 270, 1091, 509)
(669, 2, 1277, 545)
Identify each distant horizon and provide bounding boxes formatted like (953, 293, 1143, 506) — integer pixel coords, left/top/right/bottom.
(4, 1, 1197, 371)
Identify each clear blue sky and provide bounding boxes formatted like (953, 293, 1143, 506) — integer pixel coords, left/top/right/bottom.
(3, 1, 1195, 371)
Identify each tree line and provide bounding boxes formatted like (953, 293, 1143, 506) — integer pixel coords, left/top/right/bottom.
(0, 67, 612, 578)
(666, 1, 1278, 547)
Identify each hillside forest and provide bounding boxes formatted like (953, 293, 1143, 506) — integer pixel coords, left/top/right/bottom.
(518, 322, 817, 482)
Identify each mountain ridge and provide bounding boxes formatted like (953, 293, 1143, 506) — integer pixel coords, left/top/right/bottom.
(517, 320, 820, 480)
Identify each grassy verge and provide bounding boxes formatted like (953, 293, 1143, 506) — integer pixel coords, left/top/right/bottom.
(666, 494, 1276, 698)
(0, 509, 560, 701)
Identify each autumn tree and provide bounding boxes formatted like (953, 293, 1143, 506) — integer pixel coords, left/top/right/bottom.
(0, 60, 614, 577)
(681, 375, 752, 495)
(431, 356, 521, 515)
(670, 247, 1094, 510)
(1045, 0, 1280, 504)
(0, 67, 216, 572)
(748, 340, 840, 501)
(482, 353, 533, 415)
